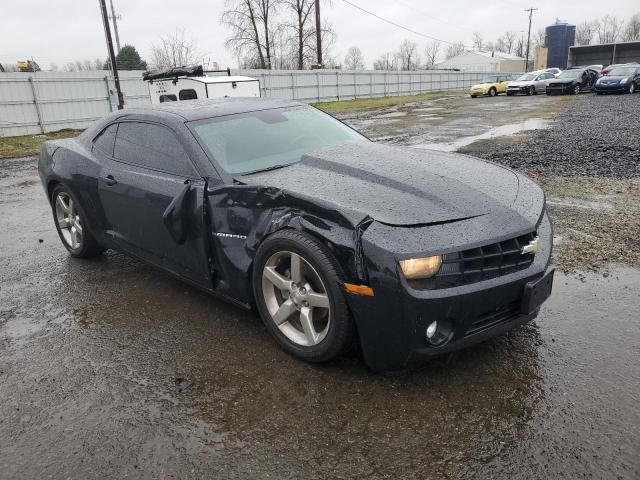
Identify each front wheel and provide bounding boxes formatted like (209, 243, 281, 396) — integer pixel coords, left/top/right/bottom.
(629, 83, 636, 94)
(253, 230, 355, 363)
(488, 87, 497, 97)
(51, 185, 103, 258)
(528, 86, 536, 95)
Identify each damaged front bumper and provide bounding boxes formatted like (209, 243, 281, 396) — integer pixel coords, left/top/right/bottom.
(345, 213, 553, 374)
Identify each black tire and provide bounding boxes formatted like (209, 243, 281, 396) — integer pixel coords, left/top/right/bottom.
(629, 83, 636, 94)
(546, 91, 551, 96)
(253, 229, 355, 363)
(529, 86, 536, 95)
(51, 184, 103, 258)
(488, 87, 497, 97)
(506, 92, 513, 96)
(470, 95, 477, 98)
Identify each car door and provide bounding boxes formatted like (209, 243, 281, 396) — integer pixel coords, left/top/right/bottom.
(498, 76, 508, 93)
(97, 120, 212, 288)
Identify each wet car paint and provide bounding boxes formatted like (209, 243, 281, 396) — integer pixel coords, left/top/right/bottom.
(0, 158, 639, 477)
(37, 100, 552, 373)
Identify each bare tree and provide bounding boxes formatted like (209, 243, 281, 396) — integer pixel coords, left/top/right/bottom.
(344, 46, 364, 70)
(532, 29, 545, 49)
(472, 32, 483, 51)
(514, 36, 525, 58)
(222, 0, 281, 70)
(494, 36, 507, 53)
(445, 42, 465, 60)
(307, 23, 337, 68)
(623, 13, 640, 41)
(281, 0, 315, 69)
(373, 52, 396, 70)
(504, 31, 517, 53)
(423, 40, 441, 68)
(150, 30, 199, 69)
(575, 21, 596, 46)
(397, 39, 419, 70)
(595, 15, 623, 44)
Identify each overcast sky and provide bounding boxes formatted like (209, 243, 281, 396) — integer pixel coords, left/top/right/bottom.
(2, 0, 637, 69)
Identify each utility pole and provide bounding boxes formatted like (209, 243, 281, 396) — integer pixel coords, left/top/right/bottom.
(524, 7, 538, 72)
(109, 0, 122, 52)
(315, 0, 323, 67)
(99, 0, 124, 110)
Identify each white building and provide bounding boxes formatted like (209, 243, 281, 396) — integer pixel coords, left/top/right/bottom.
(436, 51, 526, 73)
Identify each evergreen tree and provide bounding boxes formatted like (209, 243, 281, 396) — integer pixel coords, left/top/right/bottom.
(103, 45, 148, 70)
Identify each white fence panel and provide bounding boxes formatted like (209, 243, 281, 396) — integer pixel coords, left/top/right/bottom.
(1, 69, 493, 137)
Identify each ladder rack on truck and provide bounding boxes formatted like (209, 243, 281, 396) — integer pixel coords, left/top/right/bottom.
(143, 65, 261, 104)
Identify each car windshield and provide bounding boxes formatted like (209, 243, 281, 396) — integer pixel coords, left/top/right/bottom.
(480, 76, 499, 83)
(517, 73, 536, 81)
(190, 107, 367, 175)
(557, 70, 583, 79)
(608, 67, 636, 76)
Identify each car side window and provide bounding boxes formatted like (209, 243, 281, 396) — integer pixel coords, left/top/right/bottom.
(113, 122, 198, 177)
(93, 124, 118, 156)
(160, 94, 177, 103)
(179, 89, 198, 100)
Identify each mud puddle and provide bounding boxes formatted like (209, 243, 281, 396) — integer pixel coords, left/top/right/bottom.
(414, 118, 550, 152)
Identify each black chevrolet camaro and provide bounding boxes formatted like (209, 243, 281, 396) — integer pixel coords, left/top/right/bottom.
(38, 98, 554, 374)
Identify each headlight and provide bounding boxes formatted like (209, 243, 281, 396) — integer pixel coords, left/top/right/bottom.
(620, 78, 628, 84)
(399, 256, 442, 279)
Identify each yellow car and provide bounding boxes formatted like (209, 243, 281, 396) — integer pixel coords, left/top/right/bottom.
(469, 75, 513, 97)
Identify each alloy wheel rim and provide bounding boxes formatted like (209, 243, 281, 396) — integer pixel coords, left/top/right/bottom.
(261, 251, 331, 347)
(631, 83, 635, 94)
(55, 192, 83, 249)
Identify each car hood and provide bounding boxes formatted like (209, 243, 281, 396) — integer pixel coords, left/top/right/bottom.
(548, 78, 577, 84)
(600, 75, 627, 82)
(471, 83, 491, 88)
(241, 142, 525, 227)
(508, 80, 534, 86)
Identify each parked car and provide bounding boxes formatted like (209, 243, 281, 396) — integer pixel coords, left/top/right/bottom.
(595, 65, 640, 94)
(544, 68, 562, 77)
(38, 98, 554, 374)
(507, 70, 557, 96)
(546, 67, 599, 95)
(599, 62, 638, 77)
(469, 75, 513, 97)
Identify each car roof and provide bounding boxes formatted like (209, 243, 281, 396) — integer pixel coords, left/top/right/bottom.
(121, 97, 308, 121)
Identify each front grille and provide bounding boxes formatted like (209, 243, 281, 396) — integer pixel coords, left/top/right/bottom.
(465, 301, 521, 337)
(407, 231, 537, 290)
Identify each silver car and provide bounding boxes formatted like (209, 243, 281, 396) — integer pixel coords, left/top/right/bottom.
(507, 71, 557, 96)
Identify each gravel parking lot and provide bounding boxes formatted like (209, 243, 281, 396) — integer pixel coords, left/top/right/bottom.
(1, 92, 639, 479)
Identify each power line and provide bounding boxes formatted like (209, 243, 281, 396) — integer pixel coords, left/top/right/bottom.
(339, 0, 467, 47)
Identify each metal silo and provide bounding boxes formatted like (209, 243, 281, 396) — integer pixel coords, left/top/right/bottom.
(545, 21, 576, 69)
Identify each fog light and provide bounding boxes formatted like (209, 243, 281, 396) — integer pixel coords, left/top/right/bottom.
(425, 318, 453, 346)
(426, 321, 438, 339)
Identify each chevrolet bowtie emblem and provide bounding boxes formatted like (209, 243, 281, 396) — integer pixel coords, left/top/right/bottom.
(521, 236, 539, 255)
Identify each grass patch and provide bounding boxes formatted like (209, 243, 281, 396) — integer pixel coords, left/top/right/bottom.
(313, 91, 453, 113)
(0, 129, 82, 159)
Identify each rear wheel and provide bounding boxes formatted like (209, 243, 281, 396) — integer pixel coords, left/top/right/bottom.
(488, 87, 497, 97)
(51, 185, 103, 258)
(253, 230, 355, 363)
(528, 86, 536, 95)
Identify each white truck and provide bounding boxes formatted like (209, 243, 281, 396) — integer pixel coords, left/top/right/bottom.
(143, 66, 260, 105)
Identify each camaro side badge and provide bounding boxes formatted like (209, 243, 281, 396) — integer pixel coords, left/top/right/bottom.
(215, 232, 247, 240)
(521, 237, 539, 255)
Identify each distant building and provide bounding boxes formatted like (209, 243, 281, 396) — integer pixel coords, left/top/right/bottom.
(534, 47, 549, 70)
(545, 20, 576, 69)
(436, 51, 526, 73)
(568, 41, 640, 67)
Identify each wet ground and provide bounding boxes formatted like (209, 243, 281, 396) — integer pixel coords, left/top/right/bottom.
(2, 94, 640, 479)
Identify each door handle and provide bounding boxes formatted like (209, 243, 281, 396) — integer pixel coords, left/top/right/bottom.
(103, 174, 117, 186)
